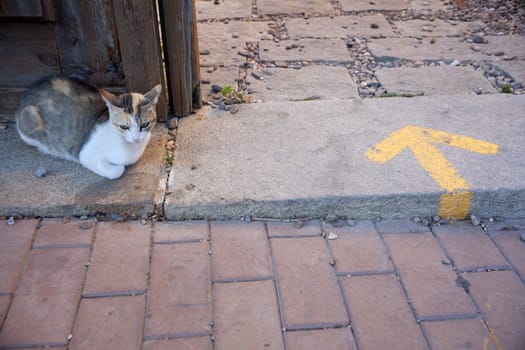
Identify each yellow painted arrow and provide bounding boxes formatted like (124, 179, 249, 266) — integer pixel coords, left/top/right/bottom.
(366, 126, 499, 219)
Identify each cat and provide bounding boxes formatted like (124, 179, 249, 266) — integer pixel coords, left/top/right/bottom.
(15, 76, 161, 179)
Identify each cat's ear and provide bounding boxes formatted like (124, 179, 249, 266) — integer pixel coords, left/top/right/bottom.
(99, 89, 122, 112)
(142, 84, 162, 107)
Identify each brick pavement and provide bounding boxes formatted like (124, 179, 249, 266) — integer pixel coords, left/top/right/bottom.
(1, 218, 524, 349)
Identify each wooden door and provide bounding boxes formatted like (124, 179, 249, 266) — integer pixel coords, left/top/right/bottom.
(0, 0, 168, 121)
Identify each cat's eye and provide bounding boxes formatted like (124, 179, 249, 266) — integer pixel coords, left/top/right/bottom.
(140, 121, 150, 129)
(119, 125, 129, 130)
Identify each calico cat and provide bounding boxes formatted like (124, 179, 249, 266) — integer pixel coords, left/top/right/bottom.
(15, 76, 161, 179)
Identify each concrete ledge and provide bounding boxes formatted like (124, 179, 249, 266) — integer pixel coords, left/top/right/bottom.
(166, 96, 525, 220)
(0, 125, 168, 218)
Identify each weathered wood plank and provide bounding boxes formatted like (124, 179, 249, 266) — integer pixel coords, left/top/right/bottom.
(53, 0, 123, 86)
(0, 0, 43, 17)
(112, 0, 168, 120)
(191, 0, 202, 110)
(160, 0, 201, 117)
(0, 22, 61, 87)
(0, 87, 24, 122)
(0, 0, 55, 20)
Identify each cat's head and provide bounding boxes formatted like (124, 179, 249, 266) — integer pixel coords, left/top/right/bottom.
(99, 85, 162, 143)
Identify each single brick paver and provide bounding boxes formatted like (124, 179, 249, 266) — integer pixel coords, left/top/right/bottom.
(267, 220, 321, 238)
(271, 236, 348, 327)
(33, 218, 94, 248)
(146, 242, 212, 337)
(384, 233, 476, 317)
(376, 219, 430, 234)
(70, 295, 145, 350)
(286, 328, 357, 350)
(143, 337, 212, 350)
(214, 280, 284, 350)
(434, 224, 508, 270)
(422, 318, 498, 350)
(341, 274, 428, 350)
(211, 221, 272, 281)
(491, 230, 525, 279)
(0, 247, 88, 347)
(83, 222, 150, 295)
(153, 221, 209, 243)
(0, 295, 10, 328)
(0, 219, 36, 293)
(466, 271, 525, 350)
(326, 221, 393, 273)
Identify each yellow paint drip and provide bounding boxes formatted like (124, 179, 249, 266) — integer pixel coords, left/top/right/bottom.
(367, 126, 499, 220)
(439, 191, 473, 220)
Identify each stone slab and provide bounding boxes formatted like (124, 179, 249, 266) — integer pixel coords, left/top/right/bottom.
(340, 0, 409, 11)
(196, 0, 252, 20)
(198, 21, 268, 67)
(375, 66, 498, 95)
(286, 14, 396, 39)
(257, 0, 334, 15)
(409, 0, 449, 14)
(369, 37, 484, 62)
(495, 61, 525, 83)
(369, 35, 525, 62)
(165, 94, 525, 220)
(0, 125, 168, 218)
(394, 19, 483, 37)
(260, 38, 350, 62)
(480, 35, 525, 60)
(247, 65, 358, 102)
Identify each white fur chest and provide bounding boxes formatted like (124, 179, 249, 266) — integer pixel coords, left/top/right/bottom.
(79, 121, 150, 167)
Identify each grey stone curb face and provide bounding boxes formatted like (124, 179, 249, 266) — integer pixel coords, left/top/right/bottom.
(165, 95, 525, 221)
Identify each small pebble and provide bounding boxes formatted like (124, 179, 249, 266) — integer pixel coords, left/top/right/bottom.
(370, 23, 379, 29)
(449, 59, 460, 67)
(79, 222, 93, 230)
(329, 258, 336, 266)
(293, 220, 305, 229)
(35, 167, 47, 178)
(346, 218, 357, 227)
(7, 216, 15, 225)
(472, 35, 485, 44)
(211, 84, 222, 93)
(79, 215, 88, 220)
(251, 71, 264, 80)
(108, 213, 123, 222)
(470, 214, 481, 226)
(63, 216, 70, 223)
(229, 104, 240, 114)
(520, 232, 525, 242)
(0, 123, 7, 130)
(325, 213, 338, 222)
(327, 232, 338, 240)
(331, 219, 346, 228)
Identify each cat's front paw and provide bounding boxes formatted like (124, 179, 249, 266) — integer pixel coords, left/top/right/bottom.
(80, 156, 126, 179)
(103, 164, 125, 180)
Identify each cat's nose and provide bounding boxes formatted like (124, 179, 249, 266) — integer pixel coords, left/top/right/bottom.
(132, 135, 141, 143)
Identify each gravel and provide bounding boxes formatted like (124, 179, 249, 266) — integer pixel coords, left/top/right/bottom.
(200, 0, 524, 101)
